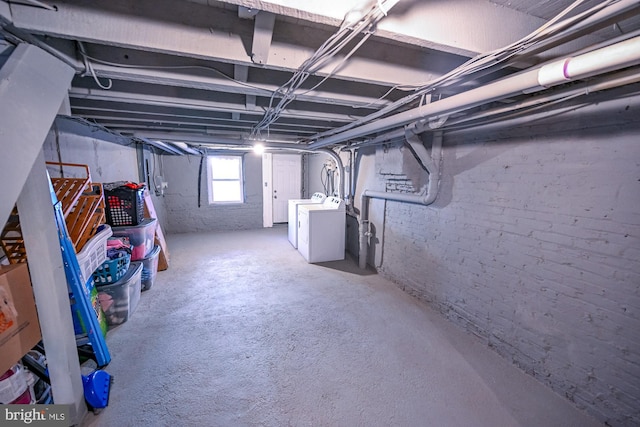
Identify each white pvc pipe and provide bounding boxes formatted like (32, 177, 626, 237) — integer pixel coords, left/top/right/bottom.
(310, 36, 640, 149)
(445, 90, 640, 137)
(567, 36, 640, 78)
(538, 37, 640, 87)
(310, 67, 540, 149)
(347, 67, 640, 147)
(308, 0, 640, 145)
(446, 67, 640, 130)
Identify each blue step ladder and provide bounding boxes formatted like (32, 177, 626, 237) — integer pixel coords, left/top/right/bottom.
(48, 174, 111, 367)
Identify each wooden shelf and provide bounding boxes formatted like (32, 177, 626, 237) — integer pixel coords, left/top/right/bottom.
(1, 163, 106, 263)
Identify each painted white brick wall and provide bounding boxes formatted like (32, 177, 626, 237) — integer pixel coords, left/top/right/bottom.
(375, 102, 640, 425)
(162, 154, 263, 233)
(42, 131, 171, 235)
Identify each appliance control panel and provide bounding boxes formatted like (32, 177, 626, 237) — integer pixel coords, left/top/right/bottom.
(310, 192, 327, 202)
(324, 196, 343, 208)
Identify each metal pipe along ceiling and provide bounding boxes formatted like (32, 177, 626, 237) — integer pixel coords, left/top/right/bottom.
(357, 66, 640, 146)
(309, 36, 640, 149)
(516, 0, 640, 60)
(306, 0, 640, 145)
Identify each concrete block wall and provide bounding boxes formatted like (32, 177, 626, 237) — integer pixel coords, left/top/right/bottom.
(41, 127, 169, 234)
(161, 154, 263, 233)
(368, 96, 640, 425)
(43, 129, 139, 183)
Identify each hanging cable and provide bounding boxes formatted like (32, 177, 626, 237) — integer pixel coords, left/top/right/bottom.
(309, 0, 618, 142)
(198, 155, 204, 208)
(54, 121, 64, 177)
(320, 164, 328, 195)
(297, 31, 374, 98)
(76, 50, 272, 94)
(77, 41, 113, 90)
(250, 0, 401, 138)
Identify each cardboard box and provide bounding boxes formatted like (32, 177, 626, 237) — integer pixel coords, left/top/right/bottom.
(0, 263, 41, 374)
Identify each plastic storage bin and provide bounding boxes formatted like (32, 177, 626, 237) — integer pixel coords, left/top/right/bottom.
(97, 261, 142, 328)
(141, 245, 160, 291)
(92, 253, 131, 285)
(104, 185, 145, 226)
(0, 363, 34, 404)
(111, 218, 157, 261)
(76, 225, 112, 285)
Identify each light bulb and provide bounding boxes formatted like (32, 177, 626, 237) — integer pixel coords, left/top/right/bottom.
(253, 143, 265, 154)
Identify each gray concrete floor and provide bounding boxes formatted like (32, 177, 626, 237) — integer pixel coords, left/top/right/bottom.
(83, 226, 601, 427)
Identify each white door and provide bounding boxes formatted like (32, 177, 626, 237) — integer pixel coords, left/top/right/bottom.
(272, 154, 301, 223)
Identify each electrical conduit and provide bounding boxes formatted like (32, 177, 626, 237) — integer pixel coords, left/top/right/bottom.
(316, 148, 344, 200)
(345, 67, 640, 148)
(310, 36, 640, 149)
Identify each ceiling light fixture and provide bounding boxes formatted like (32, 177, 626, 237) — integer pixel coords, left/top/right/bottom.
(253, 143, 265, 154)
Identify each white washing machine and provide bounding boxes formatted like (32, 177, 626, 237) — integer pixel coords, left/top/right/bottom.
(288, 192, 327, 248)
(297, 196, 345, 263)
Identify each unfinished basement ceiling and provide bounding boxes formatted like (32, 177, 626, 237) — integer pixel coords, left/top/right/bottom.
(1, 0, 639, 152)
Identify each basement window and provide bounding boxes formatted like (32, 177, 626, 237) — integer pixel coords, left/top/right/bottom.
(207, 155, 244, 204)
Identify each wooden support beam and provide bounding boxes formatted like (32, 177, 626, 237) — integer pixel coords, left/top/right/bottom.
(251, 11, 275, 65)
(18, 150, 87, 425)
(0, 43, 74, 228)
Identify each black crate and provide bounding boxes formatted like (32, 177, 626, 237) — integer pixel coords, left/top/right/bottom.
(104, 186, 145, 226)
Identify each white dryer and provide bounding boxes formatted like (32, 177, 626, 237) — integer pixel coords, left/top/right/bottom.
(288, 192, 327, 248)
(297, 196, 345, 263)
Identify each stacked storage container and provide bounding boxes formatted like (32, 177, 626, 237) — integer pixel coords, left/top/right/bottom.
(95, 262, 142, 327)
(95, 182, 157, 328)
(141, 245, 161, 291)
(110, 218, 159, 291)
(111, 219, 157, 263)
